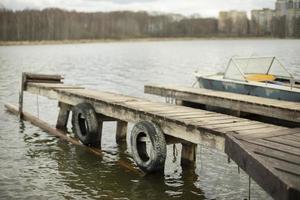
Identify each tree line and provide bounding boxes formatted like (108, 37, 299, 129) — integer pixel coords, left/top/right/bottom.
(0, 8, 299, 41)
(0, 8, 218, 41)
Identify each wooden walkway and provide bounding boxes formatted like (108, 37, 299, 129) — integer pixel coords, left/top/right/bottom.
(26, 82, 289, 150)
(226, 129, 300, 200)
(13, 81, 300, 199)
(144, 84, 300, 123)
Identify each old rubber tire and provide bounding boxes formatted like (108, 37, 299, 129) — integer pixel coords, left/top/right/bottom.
(71, 103, 100, 147)
(130, 121, 166, 173)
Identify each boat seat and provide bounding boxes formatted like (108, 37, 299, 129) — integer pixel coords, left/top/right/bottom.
(245, 74, 276, 82)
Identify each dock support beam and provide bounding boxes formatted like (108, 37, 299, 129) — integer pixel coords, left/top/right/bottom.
(56, 102, 71, 131)
(116, 120, 128, 143)
(181, 143, 197, 166)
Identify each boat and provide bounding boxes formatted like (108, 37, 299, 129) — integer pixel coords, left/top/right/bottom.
(195, 56, 300, 102)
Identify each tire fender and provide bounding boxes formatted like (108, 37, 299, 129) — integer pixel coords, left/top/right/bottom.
(71, 103, 100, 147)
(130, 121, 166, 173)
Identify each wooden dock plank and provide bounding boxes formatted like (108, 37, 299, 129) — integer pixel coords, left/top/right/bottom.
(245, 139, 300, 157)
(245, 143, 300, 166)
(202, 118, 248, 126)
(217, 124, 275, 132)
(280, 134, 300, 143)
(174, 114, 221, 120)
(258, 155, 300, 177)
(193, 116, 238, 122)
(234, 126, 290, 136)
(238, 128, 300, 140)
(27, 83, 84, 89)
(155, 111, 213, 117)
(205, 121, 260, 129)
(265, 137, 300, 148)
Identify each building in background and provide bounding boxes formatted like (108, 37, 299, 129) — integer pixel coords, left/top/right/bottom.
(273, 0, 300, 36)
(250, 8, 275, 35)
(287, 6, 300, 36)
(218, 10, 248, 36)
(247, 0, 300, 37)
(276, 0, 290, 16)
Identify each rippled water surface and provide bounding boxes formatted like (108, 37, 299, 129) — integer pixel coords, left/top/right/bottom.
(1, 39, 300, 200)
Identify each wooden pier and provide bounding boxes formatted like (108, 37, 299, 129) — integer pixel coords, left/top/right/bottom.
(5, 73, 300, 200)
(144, 84, 300, 123)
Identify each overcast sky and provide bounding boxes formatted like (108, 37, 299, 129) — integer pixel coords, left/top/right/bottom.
(1, 0, 276, 17)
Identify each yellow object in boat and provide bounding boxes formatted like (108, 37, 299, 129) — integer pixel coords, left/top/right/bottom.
(246, 74, 276, 82)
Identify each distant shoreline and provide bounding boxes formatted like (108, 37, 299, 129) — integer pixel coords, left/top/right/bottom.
(0, 37, 294, 46)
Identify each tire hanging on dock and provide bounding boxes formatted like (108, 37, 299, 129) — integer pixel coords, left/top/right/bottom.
(71, 103, 101, 147)
(130, 121, 166, 173)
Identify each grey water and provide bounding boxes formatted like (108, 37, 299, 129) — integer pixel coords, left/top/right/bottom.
(0, 39, 300, 200)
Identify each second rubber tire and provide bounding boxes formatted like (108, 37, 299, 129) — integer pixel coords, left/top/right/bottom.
(130, 121, 166, 173)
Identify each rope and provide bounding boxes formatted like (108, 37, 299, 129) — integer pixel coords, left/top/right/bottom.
(199, 145, 203, 170)
(248, 176, 251, 200)
(36, 95, 39, 119)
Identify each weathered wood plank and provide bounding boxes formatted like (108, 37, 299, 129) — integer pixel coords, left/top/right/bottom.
(206, 121, 259, 129)
(151, 109, 211, 115)
(245, 139, 300, 156)
(235, 126, 289, 136)
(280, 134, 300, 143)
(27, 82, 83, 89)
(193, 116, 238, 124)
(245, 143, 300, 166)
(256, 154, 300, 177)
(160, 112, 216, 118)
(203, 118, 247, 126)
(264, 137, 300, 149)
(218, 124, 276, 132)
(25, 73, 64, 81)
(238, 128, 300, 140)
(175, 114, 219, 120)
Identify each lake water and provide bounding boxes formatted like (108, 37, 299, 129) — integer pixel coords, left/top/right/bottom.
(0, 39, 300, 200)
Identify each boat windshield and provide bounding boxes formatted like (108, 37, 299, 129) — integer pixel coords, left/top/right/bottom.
(223, 56, 294, 82)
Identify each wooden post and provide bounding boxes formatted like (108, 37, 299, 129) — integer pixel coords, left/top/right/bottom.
(56, 102, 71, 131)
(19, 72, 27, 119)
(98, 120, 103, 148)
(181, 143, 197, 166)
(116, 120, 128, 143)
